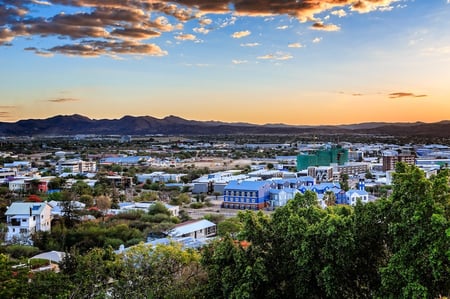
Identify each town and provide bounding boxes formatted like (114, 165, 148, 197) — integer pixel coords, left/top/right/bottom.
(0, 134, 449, 297)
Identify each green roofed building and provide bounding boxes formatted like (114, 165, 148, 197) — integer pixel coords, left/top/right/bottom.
(297, 146, 348, 171)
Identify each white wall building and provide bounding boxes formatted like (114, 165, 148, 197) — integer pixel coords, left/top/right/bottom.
(57, 159, 97, 174)
(4, 202, 52, 244)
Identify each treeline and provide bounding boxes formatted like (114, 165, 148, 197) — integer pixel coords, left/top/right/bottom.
(1, 163, 449, 298)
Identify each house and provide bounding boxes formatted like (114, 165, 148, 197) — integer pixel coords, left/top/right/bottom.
(223, 180, 272, 210)
(167, 219, 216, 239)
(269, 188, 300, 208)
(345, 189, 369, 205)
(116, 201, 179, 217)
(4, 202, 52, 244)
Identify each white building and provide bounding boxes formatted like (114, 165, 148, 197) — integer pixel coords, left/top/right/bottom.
(57, 159, 97, 174)
(167, 219, 217, 239)
(116, 201, 179, 217)
(4, 202, 52, 244)
(0, 168, 16, 182)
(345, 190, 369, 205)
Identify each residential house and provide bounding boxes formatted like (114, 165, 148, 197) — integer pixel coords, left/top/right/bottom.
(167, 219, 216, 239)
(345, 189, 369, 205)
(4, 202, 52, 244)
(269, 188, 300, 207)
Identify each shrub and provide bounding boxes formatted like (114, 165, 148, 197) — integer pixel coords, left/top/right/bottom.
(1, 245, 40, 258)
(190, 202, 204, 209)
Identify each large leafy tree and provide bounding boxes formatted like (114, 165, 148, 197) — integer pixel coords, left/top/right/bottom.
(379, 163, 450, 298)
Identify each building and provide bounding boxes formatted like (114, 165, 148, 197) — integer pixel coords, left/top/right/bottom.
(57, 159, 97, 174)
(336, 162, 369, 177)
(345, 189, 369, 205)
(167, 219, 216, 239)
(136, 172, 185, 184)
(116, 201, 179, 217)
(269, 188, 300, 207)
(382, 153, 415, 171)
(308, 166, 334, 183)
(223, 180, 272, 210)
(297, 146, 348, 171)
(4, 202, 52, 244)
(0, 168, 16, 182)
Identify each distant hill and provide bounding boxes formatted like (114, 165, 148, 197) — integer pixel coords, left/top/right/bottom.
(0, 114, 449, 137)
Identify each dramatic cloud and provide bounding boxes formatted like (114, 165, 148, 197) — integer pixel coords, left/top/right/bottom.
(311, 22, 341, 31)
(0, 0, 400, 57)
(47, 40, 167, 57)
(389, 92, 428, 99)
(48, 98, 81, 103)
(277, 25, 289, 30)
(231, 30, 251, 38)
(312, 37, 323, 43)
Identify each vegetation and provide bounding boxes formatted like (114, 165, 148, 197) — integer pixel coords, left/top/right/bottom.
(0, 163, 449, 298)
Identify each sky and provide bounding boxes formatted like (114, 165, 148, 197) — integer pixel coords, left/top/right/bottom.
(0, 0, 450, 125)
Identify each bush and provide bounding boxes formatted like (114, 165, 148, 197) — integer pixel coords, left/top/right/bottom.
(125, 238, 144, 247)
(190, 202, 204, 209)
(1, 245, 40, 258)
(104, 238, 124, 250)
(113, 210, 143, 221)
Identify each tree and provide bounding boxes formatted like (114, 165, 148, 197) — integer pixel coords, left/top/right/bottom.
(148, 201, 170, 216)
(323, 190, 336, 207)
(96, 195, 111, 219)
(378, 163, 450, 298)
(217, 217, 243, 237)
(340, 173, 350, 191)
(79, 194, 94, 207)
(113, 242, 206, 298)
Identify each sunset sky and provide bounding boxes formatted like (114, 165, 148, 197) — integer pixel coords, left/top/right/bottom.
(1, 0, 449, 125)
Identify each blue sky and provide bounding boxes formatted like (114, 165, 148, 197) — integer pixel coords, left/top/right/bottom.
(1, 0, 450, 125)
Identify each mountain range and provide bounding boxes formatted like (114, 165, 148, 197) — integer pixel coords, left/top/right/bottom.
(0, 114, 449, 137)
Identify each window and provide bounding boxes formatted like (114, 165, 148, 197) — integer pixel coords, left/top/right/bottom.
(33, 216, 36, 221)
(20, 228, 28, 234)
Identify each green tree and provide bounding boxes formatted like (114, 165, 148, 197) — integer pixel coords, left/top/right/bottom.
(340, 173, 350, 191)
(113, 242, 206, 298)
(148, 201, 171, 216)
(378, 163, 450, 298)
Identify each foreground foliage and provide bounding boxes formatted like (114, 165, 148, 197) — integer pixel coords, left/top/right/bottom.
(1, 163, 449, 298)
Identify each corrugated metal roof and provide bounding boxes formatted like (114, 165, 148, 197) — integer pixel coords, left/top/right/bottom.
(224, 180, 270, 191)
(168, 219, 216, 237)
(5, 202, 49, 216)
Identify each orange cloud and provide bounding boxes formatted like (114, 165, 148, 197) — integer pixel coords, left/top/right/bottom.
(389, 92, 428, 99)
(0, 0, 399, 56)
(175, 33, 196, 40)
(311, 22, 340, 31)
(48, 98, 81, 103)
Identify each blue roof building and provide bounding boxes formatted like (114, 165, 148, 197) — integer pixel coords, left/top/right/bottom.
(223, 180, 271, 210)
